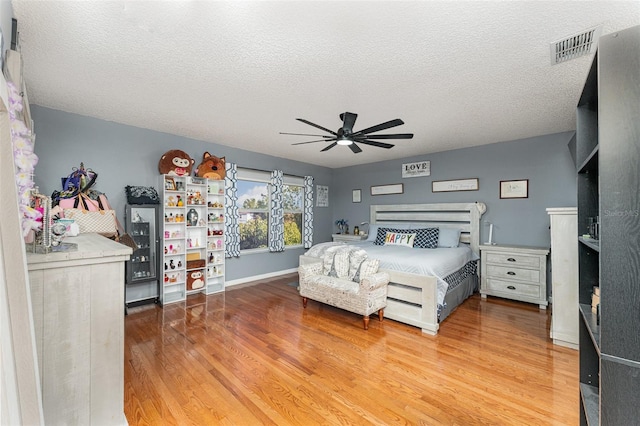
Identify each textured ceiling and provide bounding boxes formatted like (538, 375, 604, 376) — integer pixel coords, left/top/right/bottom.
(11, 1, 640, 169)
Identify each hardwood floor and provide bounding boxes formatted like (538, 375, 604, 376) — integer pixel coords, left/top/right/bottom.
(124, 274, 578, 425)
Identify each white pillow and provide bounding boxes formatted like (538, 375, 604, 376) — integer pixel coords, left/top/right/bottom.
(348, 248, 369, 280)
(383, 232, 416, 247)
(323, 246, 350, 276)
(352, 258, 380, 282)
(365, 222, 413, 241)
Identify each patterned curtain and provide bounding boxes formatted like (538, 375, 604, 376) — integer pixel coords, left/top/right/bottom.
(269, 170, 285, 252)
(303, 176, 314, 248)
(224, 163, 240, 258)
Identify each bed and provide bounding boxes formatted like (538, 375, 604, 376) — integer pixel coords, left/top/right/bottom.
(299, 202, 486, 335)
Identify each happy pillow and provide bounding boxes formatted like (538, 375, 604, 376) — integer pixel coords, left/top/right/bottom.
(383, 232, 416, 247)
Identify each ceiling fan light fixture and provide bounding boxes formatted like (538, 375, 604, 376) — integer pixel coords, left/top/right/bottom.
(285, 112, 412, 154)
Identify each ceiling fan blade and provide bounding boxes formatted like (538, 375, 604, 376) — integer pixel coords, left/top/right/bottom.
(280, 132, 334, 138)
(321, 142, 338, 152)
(340, 112, 358, 133)
(292, 138, 338, 145)
(296, 118, 338, 135)
(355, 133, 413, 140)
(357, 139, 395, 149)
(348, 142, 363, 154)
(353, 119, 404, 136)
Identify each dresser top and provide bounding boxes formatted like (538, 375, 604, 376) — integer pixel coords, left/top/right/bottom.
(26, 233, 132, 268)
(479, 244, 549, 255)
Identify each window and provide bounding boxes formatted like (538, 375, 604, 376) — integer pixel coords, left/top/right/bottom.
(237, 179, 269, 250)
(237, 169, 305, 251)
(283, 183, 303, 246)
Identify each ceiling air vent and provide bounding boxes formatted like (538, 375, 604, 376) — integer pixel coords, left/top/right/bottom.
(550, 25, 602, 65)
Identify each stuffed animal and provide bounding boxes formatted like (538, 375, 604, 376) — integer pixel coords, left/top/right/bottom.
(158, 150, 195, 176)
(187, 270, 205, 290)
(195, 152, 226, 180)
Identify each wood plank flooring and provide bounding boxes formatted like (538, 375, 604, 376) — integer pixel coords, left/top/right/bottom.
(124, 273, 578, 425)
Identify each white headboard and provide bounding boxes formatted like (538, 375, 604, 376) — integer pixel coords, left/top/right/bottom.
(369, 202, 487, 254)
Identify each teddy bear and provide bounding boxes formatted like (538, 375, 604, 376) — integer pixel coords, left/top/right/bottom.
(195, 152, 226, 180)
(187, 270, 205, 290)
(158, 149, 195, 176)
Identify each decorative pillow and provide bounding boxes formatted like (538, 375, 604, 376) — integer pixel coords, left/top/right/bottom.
(383, 232, 416, 247)
(352, 258, 380, 282)
(125, 185, 160, 204)
(322, 245, 348, 275)
(374, 227, 406, 245)
(414, 228, 439, 249)
(324, 247, 351, 279)
(348, 248, 369, 280)
(367, 223, 415, 242)
(438, 228, 462, 248)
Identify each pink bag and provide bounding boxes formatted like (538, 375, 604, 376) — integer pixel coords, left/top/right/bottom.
(59, 193, 111, 212)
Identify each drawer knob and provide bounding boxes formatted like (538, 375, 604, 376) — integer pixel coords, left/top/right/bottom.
(507, 285, 516, 290)
(507, 258, 516, 262)
(507, 271, 516, 276)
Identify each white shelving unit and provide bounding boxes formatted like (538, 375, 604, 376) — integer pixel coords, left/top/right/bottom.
(205, 180, 225, 294)
(160, 175, 225, 304)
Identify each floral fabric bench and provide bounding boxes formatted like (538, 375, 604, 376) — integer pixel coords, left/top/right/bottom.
(298, 245, 389, 329)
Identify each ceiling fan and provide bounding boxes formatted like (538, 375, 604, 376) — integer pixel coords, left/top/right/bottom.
(280, 112, 413, 153)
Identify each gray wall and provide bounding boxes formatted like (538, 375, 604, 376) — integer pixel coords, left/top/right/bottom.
(31, 105, 576, 283)
(31, 105, 334, 281)
(331, 131, 577, 248)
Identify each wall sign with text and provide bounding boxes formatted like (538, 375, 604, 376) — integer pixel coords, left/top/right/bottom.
(402, 161, 431, 178)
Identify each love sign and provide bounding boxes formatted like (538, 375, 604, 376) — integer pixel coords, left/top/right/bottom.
(402, 161, 431, 178)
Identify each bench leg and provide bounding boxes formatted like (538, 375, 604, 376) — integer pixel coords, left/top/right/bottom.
(378, 309, 384, 322)
(302, 297, 308, 308)
(363, 315, 370, 330)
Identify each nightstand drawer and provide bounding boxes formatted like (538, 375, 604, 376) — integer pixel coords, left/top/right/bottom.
(486, 264, 540, 284)
(485, 278, 541, 298)
(479, 244, 549, 308)
(485, 252, 540, 269)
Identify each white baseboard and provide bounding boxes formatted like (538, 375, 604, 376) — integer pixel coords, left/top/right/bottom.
(225, 268, 298, 288)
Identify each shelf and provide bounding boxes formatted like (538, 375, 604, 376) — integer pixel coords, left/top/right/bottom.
(578, 145, 599, 174)
(580, 383, 599, 426)
(579, 304, 601, 353)
(578, 237, 600, 253)
(161, 175, 226, 304)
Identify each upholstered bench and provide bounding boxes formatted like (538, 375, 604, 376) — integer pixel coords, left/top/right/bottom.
(298, 246, 390, 329)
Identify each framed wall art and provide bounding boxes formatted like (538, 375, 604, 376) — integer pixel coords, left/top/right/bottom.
(432, 178, 479, 193)
(352, 189, 361, 203)
(500, 179, 528, 199)
(316, 185, 329, 207)
(164, 177, 176, 191)
(370, 183, 404, 196)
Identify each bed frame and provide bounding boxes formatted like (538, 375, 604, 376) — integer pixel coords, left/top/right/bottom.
(369, 202, 486, 334)
(300, 202, 486, 335)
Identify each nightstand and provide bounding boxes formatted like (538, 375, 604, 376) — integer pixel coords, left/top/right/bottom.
(479, 244, 549, 309)
(332, 234, 367, 242)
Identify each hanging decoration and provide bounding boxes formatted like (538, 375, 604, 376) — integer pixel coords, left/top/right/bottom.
(7, 81, 41, 237)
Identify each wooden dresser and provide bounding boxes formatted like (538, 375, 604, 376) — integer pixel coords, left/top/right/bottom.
(26, 233, 131, 425)
(479, 244, 549, 309)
